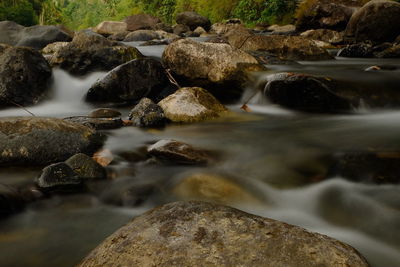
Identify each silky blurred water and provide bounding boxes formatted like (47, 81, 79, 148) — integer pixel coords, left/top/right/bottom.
(0, 46, 399, 267)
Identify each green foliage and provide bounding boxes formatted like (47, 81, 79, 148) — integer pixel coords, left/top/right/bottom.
(0, 0, 301, 29)
(0, 0, 38, 26)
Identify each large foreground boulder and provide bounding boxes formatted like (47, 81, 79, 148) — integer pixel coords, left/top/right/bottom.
(124, 14, 161, 31)
(263, 73, 352, 113)
(226, 32, 332, 61)
(49, 31, 143, 75)
(345, 0, 400, 43)
(0, 117, 105, 166)
(79, 201, 369, 267)
(176, 11, 211, 31)
(0, 47, 52, 107)
(162, 39, 263, 101)
(0, 21, 72, 50)
(86, 58, 168, 104)
(295, 0, 365, 31)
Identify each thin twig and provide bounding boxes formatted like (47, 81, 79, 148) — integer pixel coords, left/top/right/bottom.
(240, 90, 259, 112)
(165, 69, 181, 89)
(1, 96, 36, 116)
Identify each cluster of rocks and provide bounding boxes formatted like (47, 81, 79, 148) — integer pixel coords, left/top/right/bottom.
(1, 4, 398, 266)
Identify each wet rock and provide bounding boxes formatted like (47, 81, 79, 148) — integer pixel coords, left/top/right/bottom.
(176, 11, 211, 31)
(337, 43, 373, 57)
(155, 30, 179, 40)
(158, 87, 227, 123)
(123, 30, 160, 42)
(249, 51, 300, 65)
(147, 139, 211, 165)
(41, 41, 69, 55)
(226, 32, 333, 61)
(267, 24, 296, 35)
(94, 21, 127, 36)
(162, 39, 263, 101)
(128, 98, 166, 127)
(154, 23, 173, 33)
(295, 0, 363, 31)
(300, 29, 344, 44)
(140, 39, 171, 46)
(331, 151, 400, 184)
(88, 108, 121, 118)
(0, 117, 105, 166)
(0, 184, 25, 218)
(173, 24, 191, 36)
(124, 14, 161, 31)
(78, 201, 369, 267)
(65, 153, 107, 180)
(345, 0, 400, 44)
(210, 21, 246, 35)
(0, 46, 52, 107)
(36, 162, 83, 193)
(63, 116, 124, 130)
(86, 58, 168, 104)
(172, 173, 261, 205)
(0, 43, 11, 55)
(263, 73, 352, 113)
(375, 43, 400, 58)
(117, 147, 149, 163)
(0, 21, 72, 50)
(49, 31, 143, 75)
(193, 26, 207, 36)
(107, 31, 130, 41)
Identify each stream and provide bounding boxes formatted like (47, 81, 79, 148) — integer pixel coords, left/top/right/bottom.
(0, 42, 399, 267)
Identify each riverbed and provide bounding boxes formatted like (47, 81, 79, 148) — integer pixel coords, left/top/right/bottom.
(0, 43, 399, 267)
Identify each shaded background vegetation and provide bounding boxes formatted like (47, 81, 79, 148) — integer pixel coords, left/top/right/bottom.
(0, 0, 299, 29)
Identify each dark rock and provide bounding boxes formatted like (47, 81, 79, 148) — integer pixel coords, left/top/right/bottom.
(0, 117, 105, 166)
(183, 31, 200, 38)
(78, 201, 369, 267)
(249, 51, 300, 65)
(173, 24, 191, 36)
(124, 14, 161, 31)
(226, 32, 333, 61)
(345, 0, 400, 44)
(107, 31, 130, 41)
(0, 21, 72, 50)
(117, 147, 149, 163)
(88, 108, 121, 118)
(0, 184, 25, 218)
(65, 153, 107, 180)
(128, 98, 166, 127)
(36, 162, 83, 192)
(123, 30, 160, 42)
(86, 58, 168, 104)
(263, 73, 352, 113)
(147, 139, 211, 165)
(154, 23, 173, 33)
(158, 87, 227, 123)
(331, 151, 400, 184)
(140, 39, 171, 46)
(0, 46, 52, 107)
(63, 116, 124, 130)
(295, 0, 364, 31)
(49, 31, 143, 75)
(176, 11, 211, 31)
(375, 43, 400, 58)
(337, 43, 373, 57)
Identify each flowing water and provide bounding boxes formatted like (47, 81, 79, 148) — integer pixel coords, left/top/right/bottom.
(0, 43, 400, 267)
